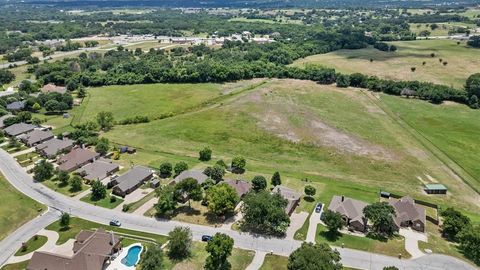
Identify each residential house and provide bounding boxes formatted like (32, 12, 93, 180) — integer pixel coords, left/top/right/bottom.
(41, 83, 67, 94)
(57, 147, 100, 172)
(75, 158, 119, 182)
(0, 114, 14, 128)
(3, 123, 35, 137)
(173, 169, 209, 185)
(389, 196, 426, 232)
(27, 229, 121, 270)
(112, 166, 153, 197)
(328, 195, 368, 232)
(6, 101, 25, 111)
(18, 129, 54, 146)
(224, 179, 251, 198)
(272, 185, 301, 216)
(36, 138, 74, 158)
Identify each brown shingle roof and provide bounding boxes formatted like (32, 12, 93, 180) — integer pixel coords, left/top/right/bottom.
(57, 147, 99, 172)
(36, 138, 74, 157)
(4, 123, 35, 136)
(328, 195, 368, 225)
(272, 185, 301, 214)
(41, 83, 67, 94)
(114, 166, 153, 193)
(224, 179, 251, 197)
(75, 159, 119, 181)
(389, 196, 426, 227)
(173, 170, 209, 185)
(18, 129, 54, 146)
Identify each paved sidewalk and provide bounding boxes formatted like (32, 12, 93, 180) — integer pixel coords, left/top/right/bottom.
(245, 251, 267, 270)
(11, 147, 35, 158)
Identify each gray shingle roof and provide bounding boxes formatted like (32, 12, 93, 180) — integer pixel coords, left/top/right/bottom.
(272, 185, 301, 214)
(328, 195, 368, 225)
(18, 129, 54, 146)
(3, 123, 35, 136)
(76, 159, 119, 181)
(36, 138, 74, 157)
(115, 166, 153, 192)
(173, 170, 209, 184)
(57, 148, 99, 172)
(6, 101, 25, 111)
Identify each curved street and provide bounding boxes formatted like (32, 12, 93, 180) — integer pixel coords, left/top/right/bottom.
(0, 149, 476, 270)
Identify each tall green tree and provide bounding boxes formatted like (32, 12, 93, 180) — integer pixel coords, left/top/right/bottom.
(96, 111, 114, 131)
(271, 171, 281, 187)
(441, 207, 471, 241)
(304, 185, 316, 197)
(206, 183, 239, 216)
(57, 170, 70, 186)
(0, 69, 15, 85)
(155, 186, 177, 216)
(199, 147, 212, 161)
(141, 244, 164, 270)
(95, 137, 110, 155)
(59, 212, 70, 229)
(363, 202, 397, 237)
(252, 176, 267, 191)
(288, 242, 342, 270)
(33, 160, 54, 182)
(91, 180, 107, 200)
(205, 233, 234, 270)
(174, 161, 188, 176)
(321, 210, 345, 234)
(231, 156, 246, 174)
(458, 225, 480, 265)
(174, 178, 203, 207)
(167, 226, 192, 260)
(70, 175, 83, 192)
(465, 73, 480, 98)
(159, 162, 172, 178)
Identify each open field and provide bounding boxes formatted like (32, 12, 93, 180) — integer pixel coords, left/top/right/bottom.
(102, 79, 480, 215)
(291, 39, 480, 88)
(0, 173, 45, 241)
(75, 80, 265, 124)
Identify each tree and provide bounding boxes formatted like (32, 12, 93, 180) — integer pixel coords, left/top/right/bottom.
(199, 147, 212, 161)
(59, 212, 70, 228)
(95, 137, 110, 155)
(252, 176, 267, 191)
(321, 210, 345, 234)
(231, 156, 246, 174)
(383, 267, 399, 270)
(441, 207, 471, 241)
(70, 175, 83, 192)
(241, 190, 290, 235)
(57, 170, 70, 186)
(0, 69, 15, 85)
(458, 225, 480, 265)
(174, 161, 188, 176)
(174, 178, 203, 207)
(205, 233, 234, 270)
(271, 171, 281, 187)
(304, 185, 316, 197)
(465, 73, 480, 98)
(167, 226, 192, 260)
(363, 202, 397, 237)
(287, 242, 342, 270)
(155, 186, 177, 216)
(468, 95, 479, 109)
(467, 36, 480, 48)
(206, 183, 239, 216)
(45, 99, 60, 113)
(336, 74, 350, 88)
(96, 111, 114, 131)
(159, 162, 172, 178)
(17, 111, 32, 122)
(77, 87, 86, 98)
(203, 165, 225, 182)
(32, 102, 41, 112)
(91, 180, 107, 200)
(33, 160, 54, 182)
(141, 244, 164, 270)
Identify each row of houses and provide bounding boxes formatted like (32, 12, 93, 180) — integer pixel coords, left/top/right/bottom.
(328, 195, 426, 233)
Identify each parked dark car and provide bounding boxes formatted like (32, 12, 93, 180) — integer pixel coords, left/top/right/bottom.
(315, 203, 323, 213)
(109, 219, 121, 227)
(201, 235, 212, 242)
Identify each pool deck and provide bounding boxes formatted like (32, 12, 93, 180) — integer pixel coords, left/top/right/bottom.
(106, 243, 143, 270)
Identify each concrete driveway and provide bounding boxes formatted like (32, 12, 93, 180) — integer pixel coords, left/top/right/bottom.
(286, 211, 308, 239)
(306, 206, 323, 243)
(399, 228, 428, 259)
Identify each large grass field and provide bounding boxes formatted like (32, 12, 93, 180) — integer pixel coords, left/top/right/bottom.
(0, 174, 45, 241)
(101, 79, 479, 216)
(291, 39, 480, 88)
(75, 80, 265, 124)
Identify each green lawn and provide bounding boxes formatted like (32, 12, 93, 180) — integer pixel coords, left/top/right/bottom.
(161, 242, 255, 270)
(292, 39, 480, 88)
(0, 174, 45, 241)
(260, 254, 288, 270)
(315, 224, 410, 258)
(380, 95, 480, 197)
(75, 81, 263, 124)
(46, 217, 167, 245)
(80, 193, 124, 209)
(41, 178, 88, 197)
(125, 190, 156, 213)
(14, 235, 48, 256)
(1, 261, 29, 270)
(15, 152, 40, 167)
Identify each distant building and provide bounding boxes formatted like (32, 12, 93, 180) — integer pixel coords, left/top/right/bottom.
(3, 123, 35, 137)
(272, 185, 301, 216)
(112, 166, 153, 197)
(27, 229, 121, 270)
(389, 196, 426, 232)
(57, 147, 100, 172)
(36, 138, 74, 158)
(6, 101, 25, 111)
(41, 83, 67, 94)
(173, 170, 209, 185)
(328, 195, 368, 232)
(424, 183, 447, 194)
(18, 129, 54, 146)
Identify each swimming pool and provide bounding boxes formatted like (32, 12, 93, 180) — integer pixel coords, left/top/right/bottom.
(121, 244, 143, 267)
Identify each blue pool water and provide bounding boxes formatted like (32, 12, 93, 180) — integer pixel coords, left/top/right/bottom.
(121, 245, 142, 267)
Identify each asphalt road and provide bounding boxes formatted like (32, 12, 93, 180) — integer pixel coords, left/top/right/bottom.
(0, 149, 477, 270)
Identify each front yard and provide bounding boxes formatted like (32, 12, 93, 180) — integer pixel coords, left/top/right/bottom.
(41, 177, 88, 197)
(80, 192, 124, 209)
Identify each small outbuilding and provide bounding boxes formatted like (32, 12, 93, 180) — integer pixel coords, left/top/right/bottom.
(424, 183, 447, 194)
(150, 178, 160, 188)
